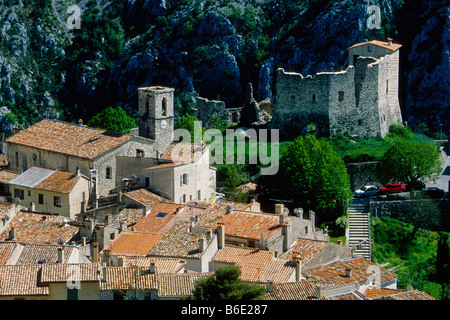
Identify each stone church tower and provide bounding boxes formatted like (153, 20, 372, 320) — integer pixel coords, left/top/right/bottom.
(138, 86, 175, 158)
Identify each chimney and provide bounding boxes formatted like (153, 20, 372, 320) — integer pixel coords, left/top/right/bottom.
(387, 37, 393, 46)
(275, 203, 284, 215)
(117, 191, 123, 204)
(8, 228, 15, 240)
(217, 222, 225, 249)
(143, 204, 151, 216)
(75, 167, 81, 177)
(206, 228, 212, 241)
(78, 119, 83, 126)
(149, 261, 157, 274)
(337, 238, 342, 246)
(198, 237, 206, 253)
(82, 237, 87, 246)
(30, 201, 35, 212)
(345, 266, 352, 278)
(57, 246, 64, 263)
(102, 266, 108, 283)
(283, 222, 290, 252)
(250, 199, 260, 212)
(315, 286, 322, 299)
(92, 242, 99, 263)
(104, 214, 112, 226)
(267, 280, 274, 293)
(119, 220, 127, 232)
(294, 256, 302, 281)
(294, 208, 303, 219)
(279, 211, 287, 227)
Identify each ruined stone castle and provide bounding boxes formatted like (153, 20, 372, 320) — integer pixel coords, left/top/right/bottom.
(272, 39, 403, 139)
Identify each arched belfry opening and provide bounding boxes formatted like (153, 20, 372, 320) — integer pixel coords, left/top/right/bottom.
(162, 97, 168, 117)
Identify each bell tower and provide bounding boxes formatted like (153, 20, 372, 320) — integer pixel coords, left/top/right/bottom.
(138, 86, 175, 158)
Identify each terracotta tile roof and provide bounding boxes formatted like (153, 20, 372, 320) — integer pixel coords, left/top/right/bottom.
(115, 207, 145, 227)
(348, 39, 402, 52)
(120, 256, 187, 273)
(364, 288, 436, 300)
(101, 231, 162, 256)
(279, 238, 329, 265)
(148, 221, 213, 259)
(161, 142, 208, 164)
(0, 265, 48, 297)
(213, 246, 296, 283)
(0, 242, 16, 265)
(8, 166, 88, 194)
(0, 211, 79, 245)
(328, 292, 366, 300)
(157, 273, 212, 298)
(123, 188, 167, 207)
(195, 200, 252, 229)
(0, 202, 15, 220)
(6, 119, 133, 159)
(303, 257, 398, 287)
(0, 170, 19, 184)
(217, 210, 290, 241)
(14, 244, 75, 265)
(40, 263, 103, 283)
(133, 202, 186, 234)
(264, 280, 328, 300)
(100, 266, 157, 291)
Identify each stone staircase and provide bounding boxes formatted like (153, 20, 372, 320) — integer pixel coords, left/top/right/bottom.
(346, 203, 372, 260)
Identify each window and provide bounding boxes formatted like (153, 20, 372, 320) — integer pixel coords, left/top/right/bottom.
(15, 152, 19, 168)
(338, 91, 344, 102)
(136, 149, 144, 157)
(67, 288, 79, 300)
(180, 173, 189, 186)
(305, 226, 308, 234)
(162, 98, 168, 116)
(54, 196, 61, 208)
(386, 80, 389, 93)
(312, 94, 316, 103)
(197, 172, 201, 181)
(181, 194, 186, 204)
(14, 188, 24, 200)
(358, 119, 362, 126)
(145, 177, 150, 187)
(106, 167, 112, 180)
(197, 190, 201, 200)
(290, 94, 295, 100)
(38, 194, 44, 205)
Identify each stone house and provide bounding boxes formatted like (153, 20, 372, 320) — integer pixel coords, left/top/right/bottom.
(272, 39, 403, 139)
(3, 119, 155, 199)
(137, 142, 216, 204)
(7, 166, 90, 219)
(194, 202, 328, 255)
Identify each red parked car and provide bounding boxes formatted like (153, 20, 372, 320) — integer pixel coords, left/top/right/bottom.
(380, 183, 406, 194)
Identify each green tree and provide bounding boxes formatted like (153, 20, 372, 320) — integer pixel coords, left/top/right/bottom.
(174, 113, 205, 143)
(217, 164, 249, 202)
(261, 135, 351, 224)
(87, 106, 137, 133)
(188, 266, 265, 300)
(376, 139, 441, 187)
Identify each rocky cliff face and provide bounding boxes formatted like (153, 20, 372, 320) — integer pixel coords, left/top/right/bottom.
(0, 0, 448, 136)
(0, 0, 68, 133)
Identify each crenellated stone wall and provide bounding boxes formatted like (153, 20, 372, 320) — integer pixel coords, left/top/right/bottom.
(272, 41, 403, 140)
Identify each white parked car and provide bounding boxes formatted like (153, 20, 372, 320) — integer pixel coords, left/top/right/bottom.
(354, 185, 380, 198)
